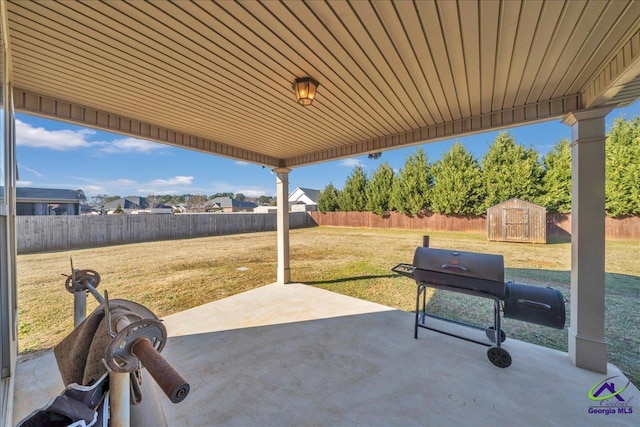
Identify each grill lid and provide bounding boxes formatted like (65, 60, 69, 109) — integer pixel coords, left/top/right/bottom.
(412, 247, 504, 283)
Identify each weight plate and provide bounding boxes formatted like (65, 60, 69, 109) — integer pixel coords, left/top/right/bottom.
(109, 299, 158, 321)
(64, 269, 101, 293)
(105, 319, 167, 373)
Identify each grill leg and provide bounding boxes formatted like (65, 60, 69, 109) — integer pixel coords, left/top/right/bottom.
(488, 298, 512, 368)
(415, 283, 426, 339)
(494, 299, 501, 347)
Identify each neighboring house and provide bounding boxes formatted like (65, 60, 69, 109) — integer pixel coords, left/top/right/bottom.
(150, 203, 176, 214)
(204, 197, 257, 212)
(80, 204, 98, 215)
(254, 205, 278, 213)
(172, 204, 187, 213)
(288, 187, 320, 212)
(12, 187, 86, 215)
(102, 196, 149, 214)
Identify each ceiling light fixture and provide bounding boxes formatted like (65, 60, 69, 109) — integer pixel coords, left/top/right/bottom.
(292, 76, 320, 106)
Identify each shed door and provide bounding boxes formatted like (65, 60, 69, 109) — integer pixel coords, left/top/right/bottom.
(502, 208, 529, 241)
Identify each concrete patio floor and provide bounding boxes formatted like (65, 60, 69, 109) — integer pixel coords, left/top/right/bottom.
(14, 283, 639, 426)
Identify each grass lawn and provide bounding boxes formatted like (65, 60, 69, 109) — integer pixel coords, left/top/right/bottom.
(17, 227, 640, 385)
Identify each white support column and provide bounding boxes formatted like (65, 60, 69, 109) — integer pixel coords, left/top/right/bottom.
(0, 3, 18, 425)
(562, 108, 612, 373)
(274, 168, 291, 284)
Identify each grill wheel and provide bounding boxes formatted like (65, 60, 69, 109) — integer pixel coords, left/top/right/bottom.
(487, 347, 512, 368)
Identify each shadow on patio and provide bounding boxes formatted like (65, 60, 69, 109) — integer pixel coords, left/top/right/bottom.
(14, 283, 639, 426)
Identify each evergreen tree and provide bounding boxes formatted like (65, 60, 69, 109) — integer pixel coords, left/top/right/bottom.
(606, 117, 640, 217)
(539, 139, 571, 213)
(481, 132, 543, 210)
(365, 162, 395, 216)
(430, 142, 485, 215)
(317, 183, 340, 212)
(338, 165, 368, 211)
(390, 148, 432, 215)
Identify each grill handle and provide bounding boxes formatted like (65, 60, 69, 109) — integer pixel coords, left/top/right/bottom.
(440, 264, 469, 273)
(516, 299, 552, 310)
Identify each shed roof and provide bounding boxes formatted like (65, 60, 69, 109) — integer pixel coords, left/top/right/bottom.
(488, 198, 546, 211)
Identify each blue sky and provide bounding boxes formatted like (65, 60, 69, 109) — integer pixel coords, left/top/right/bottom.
(16, 99, 640, 203)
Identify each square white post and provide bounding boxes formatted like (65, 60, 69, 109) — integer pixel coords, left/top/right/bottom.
(562, 108, 611, 373)
(274, 168, 291, 284)
(1, 5, 18, 424)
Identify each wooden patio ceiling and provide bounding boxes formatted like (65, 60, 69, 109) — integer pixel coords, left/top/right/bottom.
(6, 0, 640, 168)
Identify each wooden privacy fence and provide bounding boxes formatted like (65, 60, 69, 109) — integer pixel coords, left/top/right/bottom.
(308, 211, 640, 240)
(17, 212, 315, 253)
(309, 211, 486, 233)
(17, 211, 638, 253)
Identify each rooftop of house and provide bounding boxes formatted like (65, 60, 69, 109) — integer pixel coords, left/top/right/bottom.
(102, 197, 149, 210)
(10, 187, 86, 202)
(290, 187, 321, 204)
(205, 197, 258, 209)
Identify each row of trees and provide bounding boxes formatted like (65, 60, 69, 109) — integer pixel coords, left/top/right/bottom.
(318, 117, 640, 218)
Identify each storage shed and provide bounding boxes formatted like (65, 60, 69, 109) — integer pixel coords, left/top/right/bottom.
(487, 198, 546, 243)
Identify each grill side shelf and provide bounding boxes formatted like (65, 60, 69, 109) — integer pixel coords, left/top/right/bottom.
(391, 263, 415, 279)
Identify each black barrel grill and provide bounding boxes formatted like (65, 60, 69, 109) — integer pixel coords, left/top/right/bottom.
(392, 245, 566, 368)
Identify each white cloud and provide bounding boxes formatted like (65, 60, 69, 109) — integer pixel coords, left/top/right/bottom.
(149, 176, 194, 186)
(206, 181, 274, 198)
(83, 185, 107, 194)
(339, 158, 364, 168)
(137, 188, 169, 195)
(30, 174, 271, 200)
(16, 119, 163, 154)
(137, 176, 199, 195)
(236, 161, 249, 166)
(16, 119, 93, 150)
(76, 180, 139, 198)
(17, 180, 32, 186)
(64, 176, 199, 198)
(234, 187, 272, 198)
(113, 179, 137, 186)
(98, 137, 161, 154)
